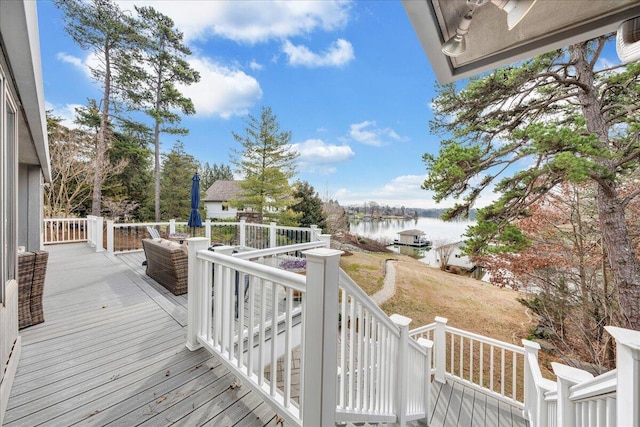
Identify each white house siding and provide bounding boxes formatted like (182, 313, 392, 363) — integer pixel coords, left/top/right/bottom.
(205, 201, 238, 220)
(0, 1, 49, 423)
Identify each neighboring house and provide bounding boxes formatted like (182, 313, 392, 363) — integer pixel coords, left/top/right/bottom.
(0, 1, 51, 423)
(203, 180, 245, 219)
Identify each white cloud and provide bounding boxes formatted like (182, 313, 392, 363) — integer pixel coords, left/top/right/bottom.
(348, 121, 408, 146)
(56, 52, 97, 80)
(282, 39, 354, 68)
(45, 102, 84, 129)
(249, 60, 263, 71)
(290, 138, 354, 174)
(334, 174, 499, 209)
(118, 1, 352, 44)
(181, 56, 263, 118)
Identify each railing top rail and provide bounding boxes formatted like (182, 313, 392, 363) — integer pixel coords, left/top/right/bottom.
(339, 269, 401, 337)
(233, 241, 327, 260)
(569, 368, 617, 402)
(275, 225, 315, 232)
(110, 221, 172, 227)
(409, 322, 437, 336)
(445, 325, 525, 354)
(196, 249, 306, 292)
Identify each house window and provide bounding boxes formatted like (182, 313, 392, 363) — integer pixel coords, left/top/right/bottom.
(0, 71, 18, 304)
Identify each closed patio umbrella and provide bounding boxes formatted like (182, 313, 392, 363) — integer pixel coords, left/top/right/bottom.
(188, 172, 203, 236)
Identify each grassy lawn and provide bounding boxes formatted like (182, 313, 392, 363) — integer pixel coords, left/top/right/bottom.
(339, 252, 393, 296)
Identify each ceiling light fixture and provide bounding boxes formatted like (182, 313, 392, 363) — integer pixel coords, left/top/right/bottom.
(617, 17, 640, 63)
(441, 9, 474, 57)
(441, 0, 538, 58)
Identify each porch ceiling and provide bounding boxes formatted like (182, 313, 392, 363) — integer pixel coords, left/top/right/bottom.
(402, 0, 640, 83)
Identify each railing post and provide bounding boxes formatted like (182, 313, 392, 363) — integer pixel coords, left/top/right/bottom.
(269, 222, 277, 248)
(86, 215, 94, 247)
(239, 219, 246, 248)
(434, 316, 448, 383)
(106, 220, 114, 254)
(319, 233, 331, 248)
(301, 247, 343, 426)
(310, 225, 320, 241)
(522, 340, 544, 425)
(552, 363, 593, 427)
(417, 337, 434, 425)
(169, 219, 176, 235)
(186, 237, 210, 351)
(95, 216, 104, 252)
(605, 326, 640, 427)
(391, 314, 412, 427)
(204, 219, 211, 242)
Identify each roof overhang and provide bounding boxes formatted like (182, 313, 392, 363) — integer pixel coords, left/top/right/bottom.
(0, 0, 50, 181)
(402, 0, 640, 83)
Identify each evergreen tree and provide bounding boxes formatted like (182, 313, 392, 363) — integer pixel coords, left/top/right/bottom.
(201, 162, 234, 190)
(291, 181, 327, 230)
(160, 143, 200, 220)
(55, 0, 140, 216)
(230, 106, 299, 224)
(423, 36, 640, 328)
(131, 6, 200, 221)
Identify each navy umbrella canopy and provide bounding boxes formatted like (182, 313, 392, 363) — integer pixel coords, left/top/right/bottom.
(188, 172, 203, 235)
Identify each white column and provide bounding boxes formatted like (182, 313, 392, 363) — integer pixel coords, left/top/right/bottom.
(310, 224, 320, 241)
(552, 363, 593, 427)
(169, 219, 176, 235)
(86, 215, 95, 247)
(95, 216, 104, 252)
(417, 337, 434, 425)
(605, 326, 640, 427)
(106, 220, 114, 253)
(391, 313, 412, 427)
(186, 237, 210, 351)
(301, 248, 343, 426)
(522, 339, 546, 426)
(239, 219, 246, 248)
(269, 222, 277, 248)
(434, 317, 448, 383)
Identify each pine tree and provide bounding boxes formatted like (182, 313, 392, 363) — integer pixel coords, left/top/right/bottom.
(230, 107, 299, 224)
(291, 181, 327, 230)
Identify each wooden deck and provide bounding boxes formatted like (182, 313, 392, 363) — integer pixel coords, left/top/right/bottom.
(5, 243, 528, 426)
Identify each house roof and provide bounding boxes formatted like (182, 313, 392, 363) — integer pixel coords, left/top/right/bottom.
(398, 229, 426, 236)
(402, 0, 640, 83)
(204, 180, 242, 202)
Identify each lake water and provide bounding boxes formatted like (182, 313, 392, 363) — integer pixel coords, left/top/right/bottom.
(349, 217, 474, 245)
(350, 217, 476, 264)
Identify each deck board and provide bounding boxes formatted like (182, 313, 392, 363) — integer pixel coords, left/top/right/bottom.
(5, 243, 278, 427)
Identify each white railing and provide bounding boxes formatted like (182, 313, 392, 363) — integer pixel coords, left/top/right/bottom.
(43, 217, 89, 245)
(410, 317, 525, 408)
(186, 238, 432, 426)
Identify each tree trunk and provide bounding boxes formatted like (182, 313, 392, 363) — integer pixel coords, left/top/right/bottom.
(154, 46, 164, 222)
(572, 43, 640, 329)
(92, 43, 111, 217)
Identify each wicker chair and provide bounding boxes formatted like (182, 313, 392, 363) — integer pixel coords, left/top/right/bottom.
(141, 238, 188, 295)
(17, 250, 49, 329)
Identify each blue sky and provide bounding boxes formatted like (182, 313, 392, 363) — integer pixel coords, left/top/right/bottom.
(35, 0, 620, 210)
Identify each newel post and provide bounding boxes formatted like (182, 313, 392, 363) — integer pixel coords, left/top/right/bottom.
(522, 340, 544, 426)
(169, 219, 176, 235)
(204, 220, 211, 241)
(95, 216, 104, 252)
(434, 317, 448, 383)
(417, 337, 434, 425)
(605, 326, 640, 427)
(391, 314, 412, 427)
(319, 233, 331, 248)
(269, 222, 277, 248)
(186, 237, 210, 351)
(552, 363, 593, 427)
(106, 220, 114, 253)
(239, 219, 246, 248)
(86, 215, 94, 246)
(301, 248, 343, 426)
